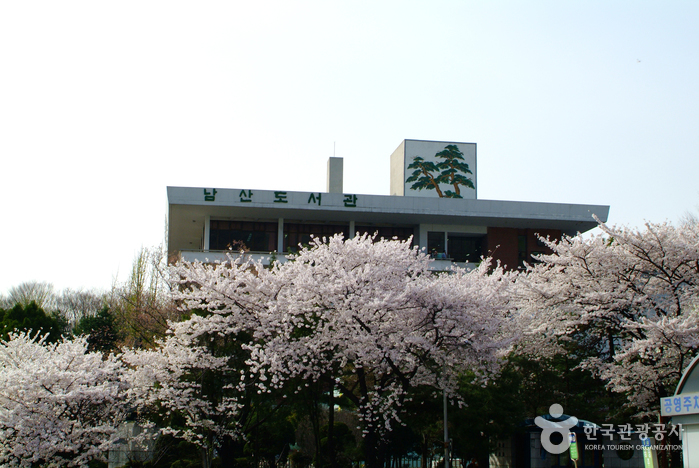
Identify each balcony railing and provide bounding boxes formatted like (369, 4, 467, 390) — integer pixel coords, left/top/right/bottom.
(177, 250, 477, 272)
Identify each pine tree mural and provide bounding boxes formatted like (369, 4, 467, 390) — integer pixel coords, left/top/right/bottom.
(406, 144, 474, 198)
(405, 157, 444, 197)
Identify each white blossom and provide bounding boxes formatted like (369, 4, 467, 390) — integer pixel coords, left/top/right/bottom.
(122, 319, 242, 450)
(167, 234, 518, 439)
(516, 220, 699, 416)
(0, 333, 127, 467)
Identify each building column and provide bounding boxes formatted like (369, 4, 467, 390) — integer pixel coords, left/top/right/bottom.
(418, 224, 428, 252)
(203, 215, 211, 251)
(277, 218, 284, 253)
(349, 220, 355, 239)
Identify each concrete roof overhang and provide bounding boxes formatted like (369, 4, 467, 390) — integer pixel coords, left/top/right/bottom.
(167, 186, 610, 255)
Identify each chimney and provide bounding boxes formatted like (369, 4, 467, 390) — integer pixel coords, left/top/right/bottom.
(327, 157, 343, 193)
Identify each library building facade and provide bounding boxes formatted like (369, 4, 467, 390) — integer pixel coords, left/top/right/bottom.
(167, 139, 609, 271)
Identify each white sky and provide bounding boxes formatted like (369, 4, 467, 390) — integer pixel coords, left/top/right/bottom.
(1, 1, 698, 294)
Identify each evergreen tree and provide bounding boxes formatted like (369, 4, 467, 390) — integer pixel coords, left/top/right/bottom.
(74, 307, 120, 353)
(0, 301, 66, 342)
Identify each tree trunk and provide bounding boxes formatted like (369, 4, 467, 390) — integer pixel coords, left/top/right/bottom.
(306, 383, 322, 468)
(200, 444, 213, 468)
(328, 380, 336, 468)
(357, 367, 380, 468)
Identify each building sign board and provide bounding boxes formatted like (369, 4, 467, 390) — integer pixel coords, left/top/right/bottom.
(196, 188, 360, 210)
(660, 392, 699, 416)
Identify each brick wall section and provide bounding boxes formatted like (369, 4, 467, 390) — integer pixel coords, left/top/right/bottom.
(485, 227, 519, 270)
(485, 227, 562, 271)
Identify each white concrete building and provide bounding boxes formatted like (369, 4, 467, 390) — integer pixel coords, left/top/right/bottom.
(167, 139, 609, 270)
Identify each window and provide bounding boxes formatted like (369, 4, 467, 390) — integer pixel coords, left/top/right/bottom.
(517, 234, 528, 268)
(428, 232, 446, 257)
(447, 235, 484, 263)
(209, 221, 278, 252)
(284, 223, 346, 252)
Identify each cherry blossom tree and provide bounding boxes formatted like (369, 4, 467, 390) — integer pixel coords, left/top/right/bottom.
(122, 315, 245, 468)
(166, 234, 518, 468)
(516, 220, 699, 417)
(0, 332, 127, 467)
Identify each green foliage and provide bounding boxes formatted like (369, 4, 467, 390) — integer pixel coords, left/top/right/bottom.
(289, 450, 313, 468)
(113, 245, 177, 348)
(397, 386, 444, 460)
(74, 307, 120, 352)
(0, 301, 66, 342)
(381, 348, 615, 463)
(450, 367, 528, 461)
(395, 372, 526, 463)
(87, 459, 109, 468)
(320, 422, 359, 468)
(213, 398, 296, 468)
(241, 402, 296, 467)
(509, 332, 630, 424)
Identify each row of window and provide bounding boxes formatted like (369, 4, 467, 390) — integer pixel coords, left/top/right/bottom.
(209, 221, 414, 253)
(208, 222, 550, 267)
